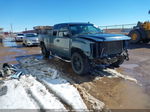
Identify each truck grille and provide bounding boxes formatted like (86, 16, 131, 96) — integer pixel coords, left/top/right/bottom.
(100, 41, 123, 57)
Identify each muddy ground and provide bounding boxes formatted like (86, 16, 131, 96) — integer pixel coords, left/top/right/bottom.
(0, 37, 150, 111)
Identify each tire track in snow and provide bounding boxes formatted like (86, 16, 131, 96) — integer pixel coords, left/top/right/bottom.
(26, 89, 45, 111)
(20, 76, 67, 110)
(0, 79, 39, 109)
(38, 77, 88, 111)
(36, 77, 72, 111)
(19, 57, 88, 111)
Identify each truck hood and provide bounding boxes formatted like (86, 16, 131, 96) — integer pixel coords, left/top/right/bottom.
(26, 37, 38, 41)
(78, 33, 131, 41)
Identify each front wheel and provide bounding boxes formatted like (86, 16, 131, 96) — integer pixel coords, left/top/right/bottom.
(110, 56, 125, 67)
(41, 44, 50, 58)
(129, 30, 141, 44)
(71, 52, 90, 75)
(22, 43, 25, 46)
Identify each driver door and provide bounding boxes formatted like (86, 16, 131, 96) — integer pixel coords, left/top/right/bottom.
(53, 26, 70, 58)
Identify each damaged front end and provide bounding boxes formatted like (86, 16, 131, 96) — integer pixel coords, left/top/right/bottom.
(90, 40, 129, 67)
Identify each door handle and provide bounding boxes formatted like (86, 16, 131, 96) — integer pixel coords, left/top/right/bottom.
(56, 39, 60, 42)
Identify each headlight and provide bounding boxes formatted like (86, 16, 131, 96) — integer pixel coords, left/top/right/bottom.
(27, 39, 31, 43)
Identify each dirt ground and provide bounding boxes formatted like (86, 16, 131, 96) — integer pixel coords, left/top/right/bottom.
(0, 37, 150, 110)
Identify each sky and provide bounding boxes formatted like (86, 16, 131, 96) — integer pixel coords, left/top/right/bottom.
(0, 0, 150, 32)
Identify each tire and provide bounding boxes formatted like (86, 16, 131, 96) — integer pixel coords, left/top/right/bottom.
(23, 40, 28, 47)
(110, 56, 124, 67)
(41, 43, 50, 58)
(142, 40, 150, 43)
(24, 43, 28, 47)
(0, 71, 3, 77)
(15, 37, 17, 42)
(71, 52, 90, 75)
(22, 42, 26, 46)
(129, 30, 141, 44)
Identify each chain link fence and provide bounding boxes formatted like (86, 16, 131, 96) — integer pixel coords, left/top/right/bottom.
(98, 23, 136, 35)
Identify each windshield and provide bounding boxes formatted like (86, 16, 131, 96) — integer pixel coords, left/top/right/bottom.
(70, 24, 102, 35)
(25, 34, 37, 37)
(17, 34, 24, 36)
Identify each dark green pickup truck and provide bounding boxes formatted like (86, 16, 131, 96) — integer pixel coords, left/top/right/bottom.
(37, 23, 130, 75)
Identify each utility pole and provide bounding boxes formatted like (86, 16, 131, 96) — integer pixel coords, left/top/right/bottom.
(10, 24, 13, 37)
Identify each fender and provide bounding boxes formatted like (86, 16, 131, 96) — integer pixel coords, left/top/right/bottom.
(71, 39, 93, 57)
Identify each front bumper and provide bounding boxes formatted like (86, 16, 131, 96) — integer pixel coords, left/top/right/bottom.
(15, 37, 23, 41)
(91, 49, 129, 65)
(26, 42, 39, 46)
(26, 40, 39, 46)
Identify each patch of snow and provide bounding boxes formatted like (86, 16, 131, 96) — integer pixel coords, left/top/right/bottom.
(0, 75, 67, 110)
(105, 68, 138, 83)
(0, 79, 38, 109)
(18, 57, 100, 110)
(20, 76, 66, 110)
(21, 59, 88, 110)
(39, 77, 88, 111)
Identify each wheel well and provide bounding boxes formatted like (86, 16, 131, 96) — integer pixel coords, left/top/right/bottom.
(40, 41, 44, 46)
(71, 48, 85, 56)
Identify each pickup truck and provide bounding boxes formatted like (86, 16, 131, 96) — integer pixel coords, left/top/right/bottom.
(36, 23, 130, 75)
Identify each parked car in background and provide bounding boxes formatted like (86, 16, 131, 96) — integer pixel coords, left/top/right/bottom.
(23, 33, 39, 46)
(15, 33, 25, 42)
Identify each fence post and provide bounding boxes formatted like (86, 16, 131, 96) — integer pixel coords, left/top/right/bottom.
(122, 25, 124, 30)
(106, 26, 107, 33)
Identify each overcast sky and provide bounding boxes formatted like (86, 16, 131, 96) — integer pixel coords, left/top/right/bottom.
(0, 0, 150, 32)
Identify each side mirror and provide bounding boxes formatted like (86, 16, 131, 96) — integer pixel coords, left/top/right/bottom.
(63, 31, 70, 37)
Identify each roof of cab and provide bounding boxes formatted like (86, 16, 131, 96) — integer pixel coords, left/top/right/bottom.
(54, 22, 93, 26)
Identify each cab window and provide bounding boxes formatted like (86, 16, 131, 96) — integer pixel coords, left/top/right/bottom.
(58, 25, 69, 37)
(53, 30, 57, 36)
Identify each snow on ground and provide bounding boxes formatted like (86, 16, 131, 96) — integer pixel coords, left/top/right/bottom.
(19, 57, 88, 110)
(0, 79, 38, 109)
(20, 75, 66, 110)
(40, 77, 88, 110)
(6, 56, 136, 110)
(0, 75, 67, 110)
(93, 68, 138, 83)
(104, 68, 138, 83)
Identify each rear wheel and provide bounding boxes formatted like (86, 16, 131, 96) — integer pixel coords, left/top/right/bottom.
(129, 30, 141, 44)
(41, 43, 50, 58)
(71, 52, 90, 75)
(142, 39, 150, 43)
(22, 43, 25, 46)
